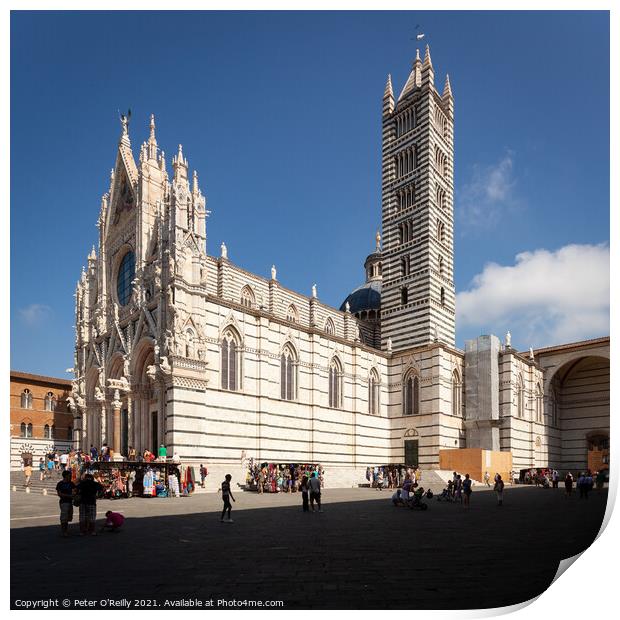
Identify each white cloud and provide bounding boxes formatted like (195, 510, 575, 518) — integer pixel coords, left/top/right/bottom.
(457, 152, 518, 232)
(18, 303, 52, 326)
(456, 243, 609, 348)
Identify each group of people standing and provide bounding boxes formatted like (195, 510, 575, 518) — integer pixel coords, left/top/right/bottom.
(366, 465, 419, 490)
(246, 463, 324, 494)
(55, 470, 125, 537)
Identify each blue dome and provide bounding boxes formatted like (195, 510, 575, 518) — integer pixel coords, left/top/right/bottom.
(340, 280, 381, 314)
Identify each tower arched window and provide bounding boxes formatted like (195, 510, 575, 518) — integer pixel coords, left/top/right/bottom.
(436, 186, 446, 210)
(437, 220, 445, 244)
(401, 287, 408, 306)
(369, 369, 380, 415)
(280, 345, 297, 401)
(44, 424, 51, 439)
(452, 370, 461, 417)
(20, 422, 26, 437)
(438, 255, 444, 277)
(21, 389, 33, 409)
(221, 329, 241, 391)
(404, 373, 420, 416)
(240, 286, 255, 309)
(440, 287, 445, 306)
(27, 423, 33, 437)
(517, 374, 525, 418)
(328, 358, 343, 409)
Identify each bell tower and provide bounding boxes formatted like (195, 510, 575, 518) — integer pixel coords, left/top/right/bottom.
(380, 46, 456, 351)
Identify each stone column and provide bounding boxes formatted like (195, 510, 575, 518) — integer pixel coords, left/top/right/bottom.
(111, 389, 122, 459)
(100, 403, 107, 446)
(127, 394, 133, 455)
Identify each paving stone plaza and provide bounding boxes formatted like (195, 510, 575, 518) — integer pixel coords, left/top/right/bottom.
(10, 483, 607, 610)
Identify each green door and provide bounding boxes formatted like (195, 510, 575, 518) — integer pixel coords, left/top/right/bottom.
(404, 440, 419, 467)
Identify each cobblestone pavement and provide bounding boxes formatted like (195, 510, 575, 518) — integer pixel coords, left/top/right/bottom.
(10, 485, 607, 610)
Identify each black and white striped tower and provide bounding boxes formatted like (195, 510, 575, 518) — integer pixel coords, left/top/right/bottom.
(380, 45, 456, 351)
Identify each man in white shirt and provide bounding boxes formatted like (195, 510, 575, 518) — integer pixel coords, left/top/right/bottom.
(59, 452, 69, 472)
(308, 472, 322, 512)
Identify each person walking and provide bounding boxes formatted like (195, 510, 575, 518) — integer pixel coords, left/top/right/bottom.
(219, 474, 235, 523)
(583, 472, 593, 499)
(577, 473, 586, 499)
(200, 464, 208, 488)
(60, 451, 68, 472)
(483, 471, 491, 487)
(90, 445, 98, 462)
(38, 458, 46, 482)
(494, 475, 505, 506)
(308, 471, 322, 512)
(595, 470, 606, 494)
(56, 470, 76, 537)
(23, 463, 32, 487)
(46, 456, 54, 479)
(552, 469, 559, 489)
(462, 473, 473, 508)
(76, 473, 103, 536)
(564, 472, 574, 498)
(300, 474, 310, 512)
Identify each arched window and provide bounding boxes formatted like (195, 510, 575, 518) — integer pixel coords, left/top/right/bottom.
(440, 287, 445, 306)
(401, 287, 408, 305)
(368, 369, 380, 415)
(535, 383, 544, 423)
(452, 370, 461, 417)
(324, 318, 335, 336)
(437, 220, 445, 244)
(328, 358, 343, 409)
(403, 373, 420, 416)
(21, 389, 33, 409)
(44, 424, 51, 439)
(280, 345, 297, 401)
(286, 304, 298, 324)
(517, 374, 525, 418)
(20, 422, 26, 437)
(240, 286, 255, 308)
(550, 386, 558, 426)
(44, 392, 56, 412)
(117, 250, 135, 306)
(27, 423, 33, 438)
(50, 425, 56, 439)
(437, 185, 447, 210)
(67, 426, 73, 440)
(221, 329, 241, 391)
(438, 255, 444, 277)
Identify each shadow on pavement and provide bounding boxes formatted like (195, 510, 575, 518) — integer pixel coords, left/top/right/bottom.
(10, 487, 608, 610)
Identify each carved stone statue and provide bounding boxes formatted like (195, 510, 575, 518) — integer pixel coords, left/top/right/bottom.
(345, 301, 351, 313)
(271, 265, 277, 280)
(505, 330, 512, 348)
(221, 242, 228, 259)
(312, 284, 317, 298)
(94, 386, 105, 402)
(146, 364, 157, 382)
(159, 356, 172, 374)
(164, 330, 174, 355)
(123, 355, 130, 379)
(387, 337, 393, 352)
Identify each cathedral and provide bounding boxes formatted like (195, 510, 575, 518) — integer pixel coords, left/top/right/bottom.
(71, 46, 609, 486)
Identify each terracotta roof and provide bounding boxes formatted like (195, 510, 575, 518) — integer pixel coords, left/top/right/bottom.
(10, 370, 72, 387)
(528, 336, 610, 357)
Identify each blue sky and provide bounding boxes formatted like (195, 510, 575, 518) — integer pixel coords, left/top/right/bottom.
(10, 10, 610, 377)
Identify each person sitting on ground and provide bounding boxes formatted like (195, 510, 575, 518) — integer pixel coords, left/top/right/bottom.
(101, 510, 125, 533)
(391, 489, 403, 506)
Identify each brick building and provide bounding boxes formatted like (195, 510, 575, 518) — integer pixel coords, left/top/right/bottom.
(10, 371, 74, 469)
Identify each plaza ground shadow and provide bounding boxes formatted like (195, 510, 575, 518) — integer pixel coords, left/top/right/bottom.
(11, 487, 608, 610)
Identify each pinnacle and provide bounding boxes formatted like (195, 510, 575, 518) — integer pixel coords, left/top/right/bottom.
(424, 44, 432, 66)
(384, 73, 394, 99)
(443, 73, 452, 97)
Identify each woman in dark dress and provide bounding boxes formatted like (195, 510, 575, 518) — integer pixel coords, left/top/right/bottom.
(300, 475, 309, 512)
